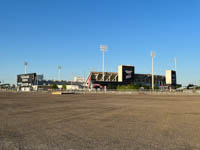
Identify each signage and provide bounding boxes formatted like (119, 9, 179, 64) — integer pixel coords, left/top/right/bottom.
(122, 66, 135, 82)
(17, 73, 37, 85)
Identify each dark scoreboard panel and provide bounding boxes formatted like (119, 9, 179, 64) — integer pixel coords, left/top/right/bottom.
(171, 71, 177, 85)
(17, 73, 37, 85)
(122, 66, 135, 82)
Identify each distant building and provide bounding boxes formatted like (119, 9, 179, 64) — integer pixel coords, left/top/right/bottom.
(74, 76, 84, 82)
(0, 84, 11, 89)
(37, 74, 44, 81)
(17, 73, 84, 91)
(38, 80, 84, 90)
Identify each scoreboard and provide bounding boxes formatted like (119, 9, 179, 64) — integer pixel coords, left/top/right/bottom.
(118, 65, 135, 82)
(17, 73, 37, 86)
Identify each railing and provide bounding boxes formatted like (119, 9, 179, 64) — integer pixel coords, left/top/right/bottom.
(1, 88, 200, 95)
(75, 89, 200, 95)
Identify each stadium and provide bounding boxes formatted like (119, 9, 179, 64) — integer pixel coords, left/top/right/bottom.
(16, 64, 177, 91)
(87, 65, 177, 90)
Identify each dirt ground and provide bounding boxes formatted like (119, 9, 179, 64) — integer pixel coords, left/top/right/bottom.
(0, 92, 200, 150)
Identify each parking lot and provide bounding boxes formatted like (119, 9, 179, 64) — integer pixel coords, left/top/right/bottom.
(0, 92, 200, 150)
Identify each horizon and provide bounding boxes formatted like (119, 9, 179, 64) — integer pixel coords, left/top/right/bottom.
(1, 0, 200, 86)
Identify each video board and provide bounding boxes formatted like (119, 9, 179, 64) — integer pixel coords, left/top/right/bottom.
(122, 66, 135, 82)
(171, 70, 176, 85)
(17, 73, 37, 85)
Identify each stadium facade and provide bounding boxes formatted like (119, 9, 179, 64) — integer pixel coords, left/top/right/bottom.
(16, 65, 177, 91)
(87, 65, 177, 89)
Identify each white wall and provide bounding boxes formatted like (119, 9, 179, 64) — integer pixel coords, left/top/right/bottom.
(21, 87, 31, 92)
(66, 85, 79, 90)
(118, 65, 123, 82)
(166, 70, 172, 84)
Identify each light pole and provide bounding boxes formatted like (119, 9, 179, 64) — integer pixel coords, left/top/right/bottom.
(83, 71, 86, 82)
(24, 62, 28, 74)
(71, 72, 74, 88)
(58, 66, 61, 81)
(151, 51, 155, 91)
(100, 45, 107, 81)
(174, 57, 177, 71)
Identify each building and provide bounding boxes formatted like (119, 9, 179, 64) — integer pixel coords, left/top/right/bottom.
(0, 84, 11, 89)
(38, 80, 84, 90)
(17, 73, 84, 91)
(87, 65, 175, 89)
(37, 74, 44, 81)
(16, 65, 178, 91)
(74, 76, 84, 82)
(166, 70, 177, 89)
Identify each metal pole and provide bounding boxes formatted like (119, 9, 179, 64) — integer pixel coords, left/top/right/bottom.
(100, 45, 107, 82)
(102, 50, 104, 81)
(58, 66, 61, 81)
(71, 72, 74, 89)
(152, 56, 154, 90)
(58, 69, 60, 81)
(83, 71, 86, 82)
(151, 52, 155, 91)
(59, 69, 61, 81)
(37, 75, 39, 91)
(175, 57, 177, 71)
(24, 62, 28, 74)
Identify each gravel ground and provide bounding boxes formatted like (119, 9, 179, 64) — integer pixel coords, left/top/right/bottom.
(0, 92, 200, 150)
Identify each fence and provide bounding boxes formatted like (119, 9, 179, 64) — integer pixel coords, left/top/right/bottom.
(74, 89, 200, 96)
(1, 88, 200, 96)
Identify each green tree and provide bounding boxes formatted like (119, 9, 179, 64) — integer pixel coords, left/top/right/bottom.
(133, 84, 140, 89)
(117, 84, 141, 90)
(62, 84, 66, 90)
(154, 86, 159, 90)
(176, 85, 182, 89)
(117, 85, 121, 90)
(52, 84, 58, 89)
(107, 84, 111, 89)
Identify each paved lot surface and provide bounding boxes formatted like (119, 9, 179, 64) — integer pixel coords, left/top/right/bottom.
(0, 92, 200, 150)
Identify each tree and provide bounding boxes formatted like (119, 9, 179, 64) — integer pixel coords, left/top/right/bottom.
(117, 84, 141, 90)
(11, 84, 16, 89)
(133, 84, 140, 89)
(62, 84, 66, 90)
(117, 85, 121, 90)
(52, 84, 58, 89)
(176, 84, 182, 89)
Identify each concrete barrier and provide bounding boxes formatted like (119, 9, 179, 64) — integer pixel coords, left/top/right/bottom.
(51, 91, 62, 95)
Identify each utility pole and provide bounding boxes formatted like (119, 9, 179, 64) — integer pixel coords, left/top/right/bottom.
(100, 45, 107, 81)
(24, 62, 28, 74)
(151, 51, 155, 91)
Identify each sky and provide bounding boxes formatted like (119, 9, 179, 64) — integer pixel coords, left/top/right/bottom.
(0, 0, 200, 85)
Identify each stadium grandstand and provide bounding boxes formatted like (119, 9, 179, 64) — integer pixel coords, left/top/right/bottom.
(87, 65, 176, 89)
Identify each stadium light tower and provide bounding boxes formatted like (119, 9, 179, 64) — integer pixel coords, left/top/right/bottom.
(151, 51, 155, 91)
(100, 45, 107, 81)
(24, 62, 28, 74)
(58, 66, 61, 81)
(174, 57, 177, 71)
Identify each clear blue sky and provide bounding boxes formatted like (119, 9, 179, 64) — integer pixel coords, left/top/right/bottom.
(0, 0, 200, 85)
